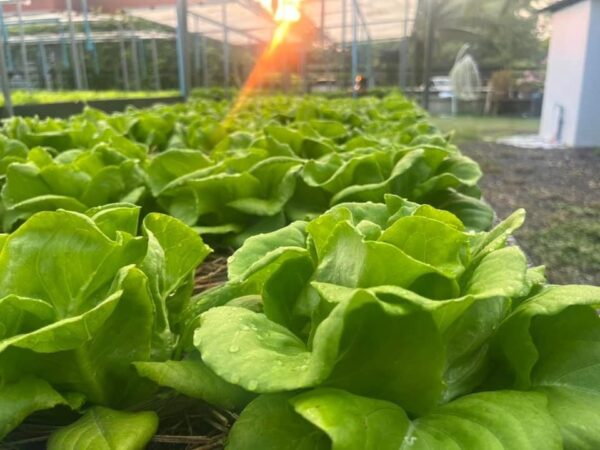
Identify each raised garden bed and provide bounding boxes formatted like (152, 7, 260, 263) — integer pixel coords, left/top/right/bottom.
(0, 96, 184, 119)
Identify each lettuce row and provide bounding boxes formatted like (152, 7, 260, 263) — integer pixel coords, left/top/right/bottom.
(143, 197, 600, 449)
(1, 145, 148, 230)
(0, 204, 211, 442)
(148, 99, 492, 238)
(0, 96, 493, 242)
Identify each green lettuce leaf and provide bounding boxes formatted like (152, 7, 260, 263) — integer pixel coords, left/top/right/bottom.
(47, 407, 158, 450)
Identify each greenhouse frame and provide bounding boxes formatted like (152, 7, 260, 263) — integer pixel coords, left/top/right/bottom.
(0, 0, 420, 115)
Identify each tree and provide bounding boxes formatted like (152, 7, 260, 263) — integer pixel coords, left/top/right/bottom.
(413, 0, 549, 78)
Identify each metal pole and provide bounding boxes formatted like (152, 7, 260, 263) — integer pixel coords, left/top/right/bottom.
(138, 39, 147, 81)
(194, 16, 202, 85)
(130, 38, 141, 90)
(341, 0, 347, 88)
(117, 19, 130, 90)
(176, 0, 190, 98)
(222, 2, 230, 89)
(66, 0, 83, 89)
(60, 24, 69, 69)
(38, 41, 52, 89)
(323, 0, 336, 86)
(81, 0, 99, 75)
(422, 0, 434, 110)
(367, 39, 374, 88)
(300, 46, 308, 93)
(55, 48, 64, 89)
(399, 0, 410, 89)
(0, 27, 13, 117)
(193, 16, 199, 86)
(282, 50, 290, 93)
(351, 0, 358, 97)
(0, 5, 14, 72)
(151, 38, 161, 90)
(202, 34, 208, 87)
(78, 43, 88, 89)
(129, 20, 141, 90)
(16, 2, 30, 89)
(320, 0, 326, 48)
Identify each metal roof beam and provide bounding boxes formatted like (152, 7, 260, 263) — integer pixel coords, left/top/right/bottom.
(321, 18, 416, 32)
(235, 0, 276, 23)
(303, 2, 336, 45)
(189, 10, 263, 43)
(1, 17, 59, 25)
(236, 0, 332, 45)
(3, 31, 174, 44)
(0, 14, 127, 26)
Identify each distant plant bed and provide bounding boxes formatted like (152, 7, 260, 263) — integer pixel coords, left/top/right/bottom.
(431, 116, 540, 144)
(0, 89, 180, 107)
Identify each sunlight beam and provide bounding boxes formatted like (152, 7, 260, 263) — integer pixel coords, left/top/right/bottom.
(225, 0, 303, 120)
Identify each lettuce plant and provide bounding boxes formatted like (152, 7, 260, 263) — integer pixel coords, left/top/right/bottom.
(0, 135, 28, 176)
(147, 111, 492, 245)
(0, 145, 148, 231)
(0, 204, 210, 442)
(1, 116, 77, 152)
(293, 144, 492, 230)
(175, 197, 600, 449)
(147, 146, 303, 246)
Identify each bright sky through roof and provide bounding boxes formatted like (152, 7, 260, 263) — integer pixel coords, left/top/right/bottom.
(259, 0, 302, 23)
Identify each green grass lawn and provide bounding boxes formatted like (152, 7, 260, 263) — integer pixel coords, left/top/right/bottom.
(522, 204, 600, 285)
(449, 120, 599, 285)
(431, 115, 540, 144)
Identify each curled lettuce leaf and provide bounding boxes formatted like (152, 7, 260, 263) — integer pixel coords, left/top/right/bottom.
(0, 204, 210, 439)
(184, 199, 600, 449)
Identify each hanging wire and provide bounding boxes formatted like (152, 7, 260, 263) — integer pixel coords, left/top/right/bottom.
(81, 0, 100, 74)
(0, 5, 14, 72)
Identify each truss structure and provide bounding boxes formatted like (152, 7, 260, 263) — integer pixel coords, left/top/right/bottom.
(125, 0, 418, 46)
(0, 0, 419, 115)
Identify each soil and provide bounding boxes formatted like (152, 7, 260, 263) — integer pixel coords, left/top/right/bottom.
(195, 254, 230, 295)
(460, 142, 600, 285)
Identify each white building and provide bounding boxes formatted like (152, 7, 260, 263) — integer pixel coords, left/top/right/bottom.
(540, 0, 600, 147)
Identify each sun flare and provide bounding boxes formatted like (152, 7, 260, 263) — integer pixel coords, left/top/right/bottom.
(258, 0, 302, 23)
(225, 0, 303, 119)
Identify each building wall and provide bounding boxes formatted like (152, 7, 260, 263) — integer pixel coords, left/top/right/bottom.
(540, 0, 591, 145)
(577, 0, 600, 146)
